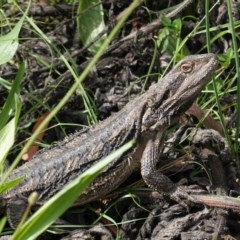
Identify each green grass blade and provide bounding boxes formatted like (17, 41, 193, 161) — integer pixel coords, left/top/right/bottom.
(226, 0, 240, 158)
(0, 217, 7, 233)
(12, 140, 135, 240)
(0, 177, 24, 195)
(0, 118, 16, 166)
(204, 0, 232, 149)
(0, 63, 24, 130)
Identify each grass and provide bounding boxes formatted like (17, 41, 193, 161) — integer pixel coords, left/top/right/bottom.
(0, 0, 239, 238)
(225, 0, 240, 158)
(0, 0, 140, 238)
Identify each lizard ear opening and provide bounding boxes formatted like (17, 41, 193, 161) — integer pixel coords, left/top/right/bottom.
(7, 197, 28, 229)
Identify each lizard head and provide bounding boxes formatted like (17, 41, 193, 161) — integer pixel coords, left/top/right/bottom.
(142, 53, 218, 131)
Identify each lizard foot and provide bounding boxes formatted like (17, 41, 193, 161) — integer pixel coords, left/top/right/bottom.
(7, 197, 28, 229)
(169, 186, 200, 210)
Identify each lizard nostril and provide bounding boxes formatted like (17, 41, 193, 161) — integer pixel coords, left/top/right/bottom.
(164, 90, 170, 100)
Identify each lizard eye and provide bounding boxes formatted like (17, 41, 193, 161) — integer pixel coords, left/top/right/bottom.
(181, 62, 194, 73)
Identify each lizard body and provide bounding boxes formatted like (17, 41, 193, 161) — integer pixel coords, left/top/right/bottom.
(1, 54, 220, 228)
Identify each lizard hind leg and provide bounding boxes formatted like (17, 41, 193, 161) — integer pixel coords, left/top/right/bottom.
(6, 197, 28, 229)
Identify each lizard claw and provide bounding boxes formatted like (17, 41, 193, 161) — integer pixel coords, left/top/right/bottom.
(169, 186, 199, 211)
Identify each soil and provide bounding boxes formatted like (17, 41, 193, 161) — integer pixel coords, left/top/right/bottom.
(1, 0, 240, 239)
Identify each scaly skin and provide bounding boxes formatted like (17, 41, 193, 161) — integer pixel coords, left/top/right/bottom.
(1, 54, 218, 228)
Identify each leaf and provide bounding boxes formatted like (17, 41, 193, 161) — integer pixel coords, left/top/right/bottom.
(12, 140, 135, 240)
(0, 15, 26, 65)
(157, 17, 188, 56)
(0, 118, 16, 166)
(0, 62, 24, 130)
(77, 0, 106, 55)
(0, 63, 23, 168)
(218, 48, 233, 69)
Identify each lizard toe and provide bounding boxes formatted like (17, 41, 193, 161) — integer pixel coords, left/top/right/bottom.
(169, 186, 199, 211)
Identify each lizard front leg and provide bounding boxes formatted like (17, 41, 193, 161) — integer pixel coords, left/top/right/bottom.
(141, 131, 195, 205)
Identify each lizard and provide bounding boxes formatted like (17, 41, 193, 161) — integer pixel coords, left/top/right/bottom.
(1, 53, 232, 229)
